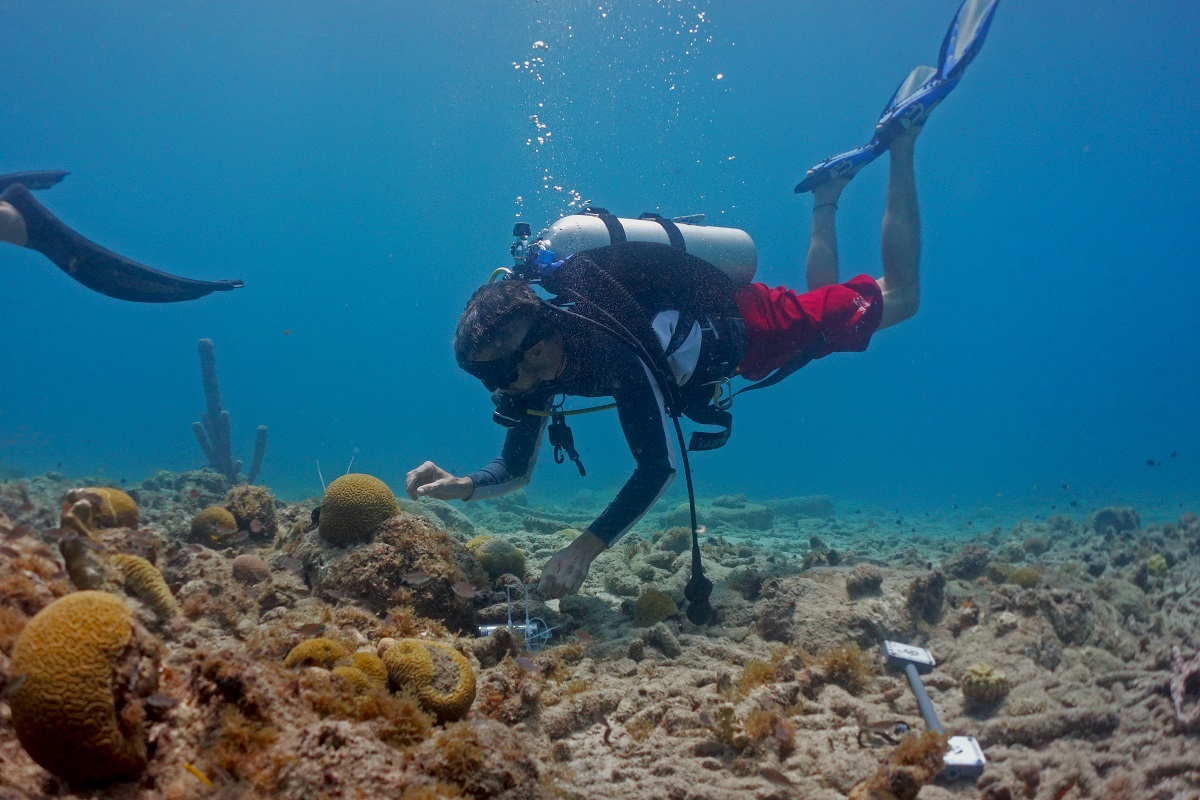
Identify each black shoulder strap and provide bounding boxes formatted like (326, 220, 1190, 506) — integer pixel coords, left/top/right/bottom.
(638, 212, 687, 251)
(584, 206, 627, 244)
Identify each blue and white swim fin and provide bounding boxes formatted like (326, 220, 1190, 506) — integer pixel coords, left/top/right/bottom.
(796, 0, 1000, 194)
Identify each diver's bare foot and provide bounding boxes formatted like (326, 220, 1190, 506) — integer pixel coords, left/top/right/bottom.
(890, 125, 921, 152)
(0, 201, 28, 247)
(813, 175, 851, 208)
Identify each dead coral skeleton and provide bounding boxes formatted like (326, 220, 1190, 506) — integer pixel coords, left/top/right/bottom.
(1169, 645, 1200, 732)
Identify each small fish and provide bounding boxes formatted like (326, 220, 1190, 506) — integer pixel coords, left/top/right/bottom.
(1070, 500, 1079, 507)
(284, 329, 291, 336)
(452, 582, 478, 599)
(189, 489, 201, 499)
(698, 711, 714, 729)
(249, 519, 264, 534)
(403, 570, 430, 586)
(1147, 459, 1160, 467)
(323, 589, 351, 603)
(295, 623, 326, 637)
(226, 531, 250, 544)
(0, 674, 26, 699)
(774, 721, 791, 744)
(184, 762, 213, 786)
(311, 506, 322, 526)
(0, 546, 22, 558)
(759, 767, 794, 786)
(30, 544, 55, 559)
(144, 693, 180, 709)
(12, 524, 35, 539)
(280, 557, 304, 572)
(1170, 451, 1179, 458)
(185, 543, 205, 554)
(574, 628, 595, 643)
(513, 656, 539, 673)
(17, 502, 34, 513)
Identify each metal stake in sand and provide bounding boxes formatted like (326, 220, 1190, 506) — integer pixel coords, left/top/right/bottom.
(882, 640, 987, 782)
(192, 338, 268, 485)
(477, 579, 556, 652)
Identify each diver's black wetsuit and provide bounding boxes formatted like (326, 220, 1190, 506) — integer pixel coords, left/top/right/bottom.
(467, 315, 677, 546)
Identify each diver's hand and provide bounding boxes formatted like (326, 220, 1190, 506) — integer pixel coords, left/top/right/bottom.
(538, 530, 607, 598)
(405, 461, 473, 501)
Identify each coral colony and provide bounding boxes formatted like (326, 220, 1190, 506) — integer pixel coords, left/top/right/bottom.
(1, 437, 1199, 798)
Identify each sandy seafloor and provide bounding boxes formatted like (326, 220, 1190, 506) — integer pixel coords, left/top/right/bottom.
(0, 469, 1197, 800)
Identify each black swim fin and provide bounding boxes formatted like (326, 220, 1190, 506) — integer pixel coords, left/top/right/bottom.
(0, 170, 70, 193)
(1, 182, 244, 303)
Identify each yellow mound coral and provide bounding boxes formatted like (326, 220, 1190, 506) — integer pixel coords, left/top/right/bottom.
(69, 487, 139, 528)
(1146, 554, 1168, 577)
(633, 588, 678, 627)
(331, 665, 377, 694)
(466, 535, 527, 579)
(190, 505, 238, 544)
(318, 473, 400, 546)
(383, 639, 476, 724)
(284, 637, 350, 669)
(961, 662, 1009, 711)
(109, 554, 178, 619)
(353, 651, 389, 687)
(9, 591, 161, 786)
(1005, 566, 1041, 589)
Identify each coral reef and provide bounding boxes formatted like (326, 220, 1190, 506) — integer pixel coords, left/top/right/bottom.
(633, 587, 678, 627)
(942, 543, 992, 580)
(284, 637, 351, 669)
(466, 535, 526, 580)
(905, 569, 946, 625)
(231, 553, 271, 584)
(302, 511, 484, 631)
(961, 661, 1010, 712)
(383, 639, 477, 723)
(9, 591, 161, 786)
(318, 473, 401, 546)
(846, 563, 884, 598)
(1005, 566, 1041, 588)
(109, 553, 178, 619)
(65, 486, 139, 528)
(190, 505, 238, 544)
(192, 337, 268, 484)
(224, 483, 278, 539)
(847, 732, 949, 800)
(1169, 645, 1200, 732)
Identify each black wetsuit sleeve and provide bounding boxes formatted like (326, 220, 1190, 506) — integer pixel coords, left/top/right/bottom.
(467, 399, 550, 501)
(588, 360, 677, 546)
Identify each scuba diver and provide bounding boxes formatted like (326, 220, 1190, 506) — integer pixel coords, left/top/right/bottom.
(0, 171, 243, 302)
(406, 0, 999, 618)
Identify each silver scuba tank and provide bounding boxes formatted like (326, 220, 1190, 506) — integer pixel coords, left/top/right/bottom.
(536, 210, 757, 286)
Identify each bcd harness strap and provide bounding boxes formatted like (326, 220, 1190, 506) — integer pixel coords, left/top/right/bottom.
(583, 206, 688, 252)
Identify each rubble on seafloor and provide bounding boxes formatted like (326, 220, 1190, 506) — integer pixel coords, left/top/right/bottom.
(0, 471, 1197, 800)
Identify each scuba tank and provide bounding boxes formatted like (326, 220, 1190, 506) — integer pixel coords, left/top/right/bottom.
(523, 207, 757, 286)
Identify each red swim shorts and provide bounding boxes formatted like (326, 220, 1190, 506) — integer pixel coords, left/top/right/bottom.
(732, 275, 884, 381)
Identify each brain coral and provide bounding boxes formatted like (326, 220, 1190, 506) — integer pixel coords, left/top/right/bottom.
(961, 662, 1010, 711)
(633, 588, 678, 627)
(352, 651, 389, 687)
(383, 639, 476, 724)
(9, 591, 161, 786)
(284, 637, 351, 669)
(1005, 566, 1041, 589)
(231, 554, 271, 585)
(190, 505, 238, 544)
(72, 487, 139, 528)
(466, 535, 526, 580)
(110, 554, 178, 619)
(319, 473, 400, 546)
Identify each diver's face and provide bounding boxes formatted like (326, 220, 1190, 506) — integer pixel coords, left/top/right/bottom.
(472, 319, 559, 394)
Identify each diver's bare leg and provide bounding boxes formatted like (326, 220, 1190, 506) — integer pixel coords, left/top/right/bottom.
(805, 177, 849, 290)
(0, 202, 28, 247)
(876, 129, 921, 330)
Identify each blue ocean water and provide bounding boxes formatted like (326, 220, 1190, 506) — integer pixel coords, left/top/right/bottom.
(1, 1, 1196, 524)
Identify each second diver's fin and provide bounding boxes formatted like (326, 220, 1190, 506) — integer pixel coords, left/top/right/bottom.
(0, 170, 70, 193)
(0, 182, 244, 303)
(794, 141, 884, 194)
(938, 0, 1001, 81)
